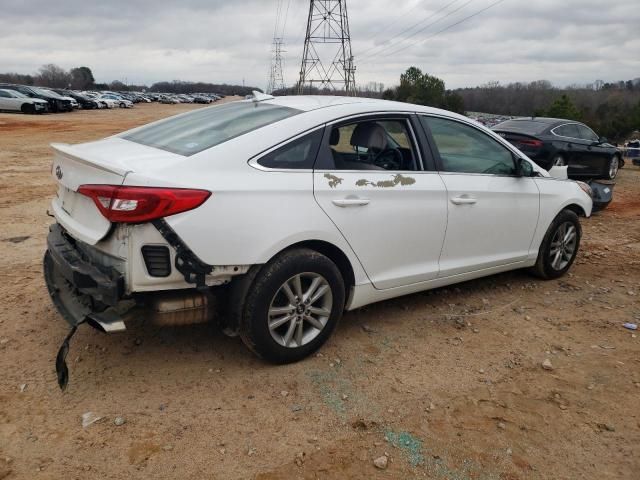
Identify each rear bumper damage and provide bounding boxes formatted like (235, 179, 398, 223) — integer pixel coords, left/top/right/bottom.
(44, 222, 222, 390)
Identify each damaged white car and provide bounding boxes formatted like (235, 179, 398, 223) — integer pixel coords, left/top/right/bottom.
(45, 94, 592, 387)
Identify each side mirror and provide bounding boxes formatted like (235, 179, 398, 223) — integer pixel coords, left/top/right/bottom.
(516, 157, 534, 177)
(598, 136, 608, 144)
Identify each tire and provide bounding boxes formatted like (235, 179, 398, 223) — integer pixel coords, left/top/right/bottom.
(530, 210, 581, 280)
(239, 248, 345, 364)
(20, 103, 35, 114)
(551, 154, 565, 167)
(604, 155, 619, 180)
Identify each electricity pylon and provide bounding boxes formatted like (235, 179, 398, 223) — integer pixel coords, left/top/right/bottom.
(267, 38, 286, 94)
(298, 0, 356, 95)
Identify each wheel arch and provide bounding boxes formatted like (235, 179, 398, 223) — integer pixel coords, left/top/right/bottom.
(277, 240, 356, 296)
(563, 203, 587, 217)
(222, 239, 356, 338)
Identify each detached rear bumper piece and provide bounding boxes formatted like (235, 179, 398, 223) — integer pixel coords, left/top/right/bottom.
(44, 223, 127, 327)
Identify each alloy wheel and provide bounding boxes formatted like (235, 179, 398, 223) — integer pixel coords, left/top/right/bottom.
(549, 222, 577, 271)
(609, 157, 619, 179)
(268, 272, 333, 348)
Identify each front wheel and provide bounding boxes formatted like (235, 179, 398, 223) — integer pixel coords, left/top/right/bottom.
(530, 210, 581, 280)
(239, 248, 345, 364)
(21, 103, 35, 114)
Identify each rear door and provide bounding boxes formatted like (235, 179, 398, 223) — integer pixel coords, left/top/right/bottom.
(313, 114, 448, 289)
(419, 115, 539, 277)
(575, 124, 610, 175)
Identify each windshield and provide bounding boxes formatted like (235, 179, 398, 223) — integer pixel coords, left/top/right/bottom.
(122, 101, 301, 156)
(33, 87, 61, 98)
(6, 90, 27, 98)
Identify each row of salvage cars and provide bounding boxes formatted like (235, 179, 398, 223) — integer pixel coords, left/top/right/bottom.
(0, 83, 224, 114)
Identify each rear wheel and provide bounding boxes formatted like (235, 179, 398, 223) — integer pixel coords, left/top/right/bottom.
(239, 248, 345, 364)
(605, 155, 619, 180)
(530, 210, 581, 280)
(551, 154, 566, 167)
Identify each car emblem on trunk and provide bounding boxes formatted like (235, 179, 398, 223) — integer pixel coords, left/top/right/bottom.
(55, 165, 63, 180)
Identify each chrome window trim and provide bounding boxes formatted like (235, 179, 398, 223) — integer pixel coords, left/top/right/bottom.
(250, 111, 426, 173)
(550, 123, 597, 142)
(248, 125, 326, 173)
(325, 112, 425, 172)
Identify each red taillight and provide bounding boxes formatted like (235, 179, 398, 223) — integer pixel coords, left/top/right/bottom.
(517, 139, 543, 148)
(78, 185, 211, 223)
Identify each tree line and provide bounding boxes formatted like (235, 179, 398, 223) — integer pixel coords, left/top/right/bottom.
(456, 79, 640, 140)
(373, 69, 640, 141)
(0, 64, 260, 97)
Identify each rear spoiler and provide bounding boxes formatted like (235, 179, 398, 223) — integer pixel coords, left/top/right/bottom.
(51, 143, 130, 177)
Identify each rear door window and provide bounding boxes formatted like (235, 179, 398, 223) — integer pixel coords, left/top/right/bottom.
(122, 101, 301, 156)
(324, 118, 419, 171)
(554, 124, 580, 139)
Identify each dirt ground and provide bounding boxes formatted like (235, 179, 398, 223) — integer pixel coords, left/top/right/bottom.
(0, 103, 639, 480)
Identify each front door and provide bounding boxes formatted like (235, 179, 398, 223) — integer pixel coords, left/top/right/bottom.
(313, 116, 448, 290)
(419, 115, 540, 278)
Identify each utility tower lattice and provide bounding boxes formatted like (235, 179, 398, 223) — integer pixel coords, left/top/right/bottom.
(298, 0, 356, 95)
(267, 38, 286, 94)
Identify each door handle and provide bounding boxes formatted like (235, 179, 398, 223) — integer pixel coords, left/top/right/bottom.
(332, 198, 370, 207)
(451, 196, 477, 205)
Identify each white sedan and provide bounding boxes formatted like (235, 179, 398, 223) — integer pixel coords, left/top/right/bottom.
(0, 88, 48, 113)
(44, 94, 592, 386)
(97, 94, 133, 108)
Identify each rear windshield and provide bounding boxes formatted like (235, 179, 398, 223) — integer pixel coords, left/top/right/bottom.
(493, 120, 549, 135)
(122, 101, 301, 156)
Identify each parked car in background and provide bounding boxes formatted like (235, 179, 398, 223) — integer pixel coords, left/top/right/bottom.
(44, 95, 592, 385)
(192, 95, 212, 104)
(0, 84, 73, 112)
(160, 95, 180, 104)
(43, 89, 78, 109)
(0, 88, 48, 113)
(492, 117, 623, 180)
(55, 90, 100, 110)
(98, 93, 133, 108)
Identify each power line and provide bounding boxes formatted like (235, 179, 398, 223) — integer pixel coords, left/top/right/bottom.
(381, 0, 506, 59)
(357, 0, 430, 52)
(359, 0, 474, 62)
(280, 0, 292, 38)
(358, 0, 461, 58)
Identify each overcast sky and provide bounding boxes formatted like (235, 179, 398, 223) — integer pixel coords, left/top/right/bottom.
(2, 0, 639, 90)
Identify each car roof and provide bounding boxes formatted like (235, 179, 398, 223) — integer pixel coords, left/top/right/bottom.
(260, 95, 460, 117)
(505, 117, 580, 126)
